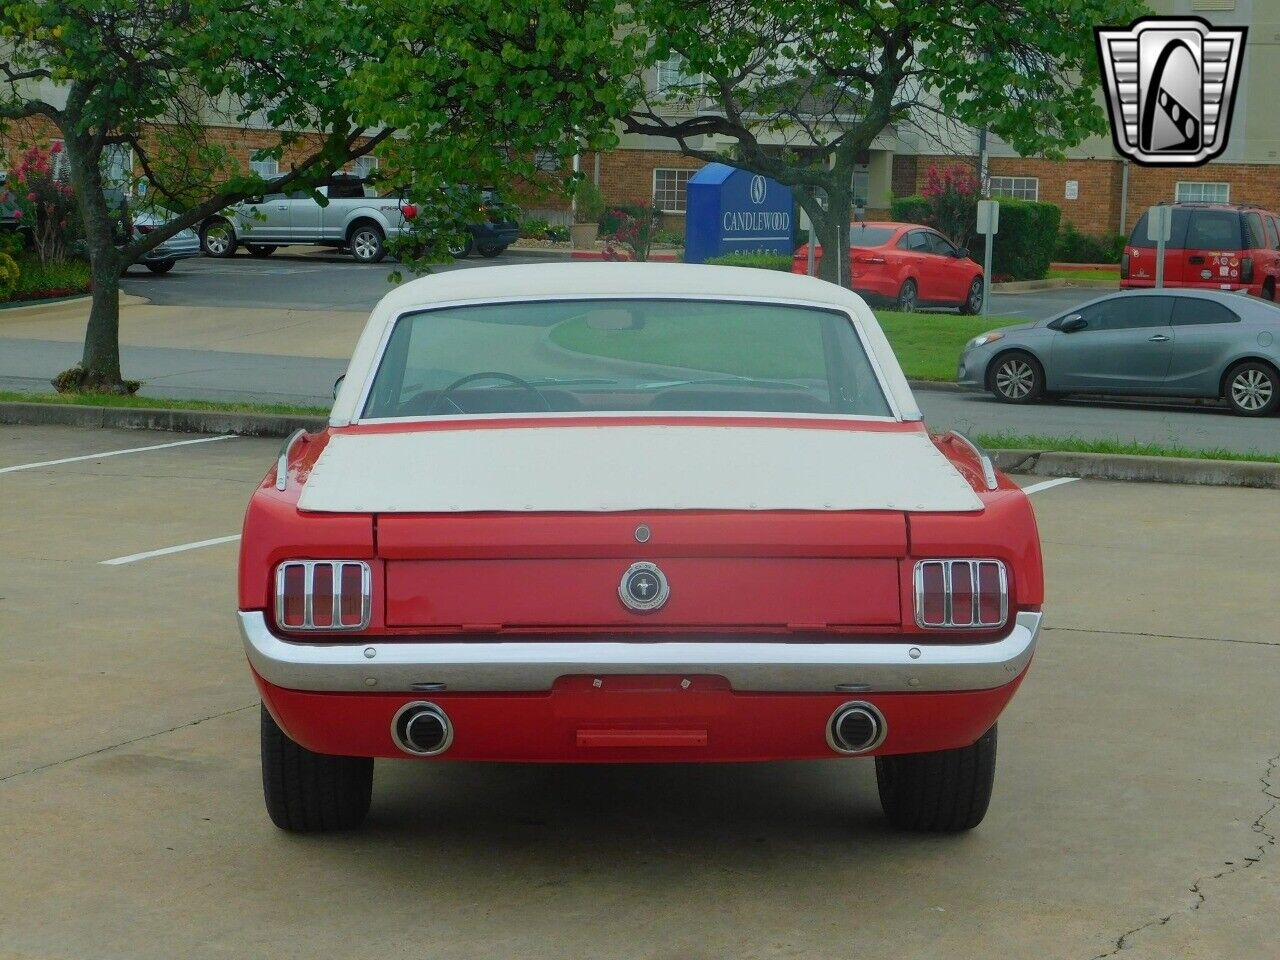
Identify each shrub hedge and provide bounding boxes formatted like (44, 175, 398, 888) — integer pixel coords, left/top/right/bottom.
(1054, 222, 1126, 264)
(704, 252, 794, 271)
(990, 198, 1061, 280)
(890, 195, 931, 225)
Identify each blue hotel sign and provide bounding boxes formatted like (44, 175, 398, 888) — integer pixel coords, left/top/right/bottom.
(683, 163, 795, 263)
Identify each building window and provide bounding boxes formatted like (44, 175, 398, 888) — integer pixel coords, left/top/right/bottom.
(654, 55, 697, 95)
(653, 168, 694, 213)
(534, 150, 563, 172)
(1175, 181, 1230, 203)
(348, 155, 378, 180)
(249, 152, 280, 181)
(102, 145, 133, 189)
(988, 176, 1039, 201)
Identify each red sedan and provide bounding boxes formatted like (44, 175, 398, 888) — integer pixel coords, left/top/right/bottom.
(793, 221, 986, 313)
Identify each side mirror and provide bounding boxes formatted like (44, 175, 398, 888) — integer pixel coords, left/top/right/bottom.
(332, 374, 345, 400)
(1058, 314, 1088, 333)
(955, 247, 969, 259)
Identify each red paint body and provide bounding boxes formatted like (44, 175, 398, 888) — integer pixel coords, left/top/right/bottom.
(791, 222, 984, 309)
(256, 668, 1028, 763)
(240, 417, 1044, 761)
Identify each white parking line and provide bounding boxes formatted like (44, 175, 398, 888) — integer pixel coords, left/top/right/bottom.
(0, 435, 235, 475)
(1022, 477, 1080, 496)
(101, 534, 241, 566)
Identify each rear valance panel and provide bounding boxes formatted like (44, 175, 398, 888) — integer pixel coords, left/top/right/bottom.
(384, 557, 901, 629)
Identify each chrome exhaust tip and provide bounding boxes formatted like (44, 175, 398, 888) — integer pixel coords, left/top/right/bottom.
(827, 702, 887, 755)
(391, 701, 453, 756)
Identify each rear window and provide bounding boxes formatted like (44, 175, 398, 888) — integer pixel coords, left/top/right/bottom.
(848, 226, 895, 247)
(360, 298, 893, 420)
(1129, 209, 1188, 248)
(1184, 211, 1243, 250)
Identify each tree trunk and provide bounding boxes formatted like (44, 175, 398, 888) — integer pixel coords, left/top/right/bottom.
(797, 188, 850, 288)
(57, 131, 135, 394)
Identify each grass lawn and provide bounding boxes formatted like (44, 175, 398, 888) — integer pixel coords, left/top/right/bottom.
(0, 390, 327, 417)
(873, 310, 1020, 381)
(1045, 267, 1120, 282)
(974, 431, 1280, 465)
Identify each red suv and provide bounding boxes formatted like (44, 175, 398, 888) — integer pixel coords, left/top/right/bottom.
(1121, 203, 1280, 300)
(792, 221, 986, 313)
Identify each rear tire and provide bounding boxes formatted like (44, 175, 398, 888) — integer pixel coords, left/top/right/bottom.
(959, 276, 984, 314)
(200, 219, 237, 258)
(348, 223, 386, 263)
(247, 244, 277, 258)
(449, 233, 474, 259)
(477, 243, 507, 258)
(875, 725, 997, 832)
(1224, 360, 1279, 417)
(146, 260, 175, 274)
(988, 350, 1045, 404)
(260, 704, 373, 832)
(896, 278, 918, 312)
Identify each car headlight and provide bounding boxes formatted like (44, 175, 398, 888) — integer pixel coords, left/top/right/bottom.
(967, 332, 1004, 349)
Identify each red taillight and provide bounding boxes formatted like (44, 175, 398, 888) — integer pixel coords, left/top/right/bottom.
(275, 560, 370, 631)
(914, 559, 1007, 629)
(401, 203, 418, 220)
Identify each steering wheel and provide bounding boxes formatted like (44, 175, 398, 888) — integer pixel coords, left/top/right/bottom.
(425, 371, 552, 415)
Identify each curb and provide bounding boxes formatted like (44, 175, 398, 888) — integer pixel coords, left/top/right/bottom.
(3, 400, 1277, 490)
(0, 402, 325, 437)
(991, 278, 1116, 292)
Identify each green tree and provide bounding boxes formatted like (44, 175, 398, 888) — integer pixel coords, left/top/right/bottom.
(0, 0, 639, 392)
(625, 0, 1145, 285)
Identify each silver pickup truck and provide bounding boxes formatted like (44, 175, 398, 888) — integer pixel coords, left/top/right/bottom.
(200, 177, 410, 264)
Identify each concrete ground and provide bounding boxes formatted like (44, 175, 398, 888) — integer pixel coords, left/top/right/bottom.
(0, 421, 1276, 959)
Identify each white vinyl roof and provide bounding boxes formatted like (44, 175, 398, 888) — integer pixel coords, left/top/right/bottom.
(329, 262, 921, 425)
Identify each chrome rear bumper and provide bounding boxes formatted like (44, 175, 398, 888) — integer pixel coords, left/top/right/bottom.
(239, 611, 1040, 695)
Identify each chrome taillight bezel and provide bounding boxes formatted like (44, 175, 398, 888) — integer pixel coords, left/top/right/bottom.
(913, 559, 1008, 630)
(275, 560, 371, 632)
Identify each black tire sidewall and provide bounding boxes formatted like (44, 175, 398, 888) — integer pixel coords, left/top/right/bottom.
(349, 224, 385, 263)
(897, 279, 918, 312)
(1224, 361, 1280, 416)
(988, 351, 1044, 404)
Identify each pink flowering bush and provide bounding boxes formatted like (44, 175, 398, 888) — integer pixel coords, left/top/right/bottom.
(601, 200, 662, 261)
(7, 143, 79, 266)
(920, 162, 979, 252)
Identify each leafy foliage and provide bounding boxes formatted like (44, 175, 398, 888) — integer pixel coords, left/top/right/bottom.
(890, 195, 933, 225)
(0, 251, 18, 299)
(8, 252, 91, 301)
(991, 198, 1061, 280)
(920, 163, 978, 251)
(602, 201, 663, 261)
(4, 143, 78, 265)
(1055, 222, 1126, 264)
(625, 0, 1146, 283)
(572, 179, 605, 225)
(704, 252, 793, 271)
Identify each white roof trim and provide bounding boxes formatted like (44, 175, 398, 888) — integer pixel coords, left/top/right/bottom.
(329, 263, 922, 426)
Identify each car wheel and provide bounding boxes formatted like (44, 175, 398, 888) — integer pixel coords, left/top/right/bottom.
(1224, 360, 1279, 417)
(247, 244, 277, 258)
(988, 351, 1045, 404)
(896, 278, 918, 312)
(959, 277, 984, 315)
(477, 243, 507, 258)
(201, 220, 237, 258)
(260, 704, 373, 832)
(348, 223, 386, 263)
(449, 233, 475, 259)
(875, 725, 997, 832)
(146, 260, 175, 274)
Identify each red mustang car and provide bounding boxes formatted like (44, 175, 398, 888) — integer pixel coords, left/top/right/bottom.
(793, 221, 986, 313)
(239, 263, 1043, 834)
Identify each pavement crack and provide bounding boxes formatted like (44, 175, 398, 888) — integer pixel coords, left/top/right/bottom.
(1045, 625, 1279, 649)
(0, 703, 257, 785)
(1088, 751, 1280, 959)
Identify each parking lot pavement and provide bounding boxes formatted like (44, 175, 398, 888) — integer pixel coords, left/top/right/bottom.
(1, 422, 1277, 959)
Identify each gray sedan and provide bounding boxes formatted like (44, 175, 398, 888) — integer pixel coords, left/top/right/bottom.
(957, 289, 1280, 417)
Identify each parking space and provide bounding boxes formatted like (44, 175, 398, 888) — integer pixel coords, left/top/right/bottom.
(1, 423, 1277, 959)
